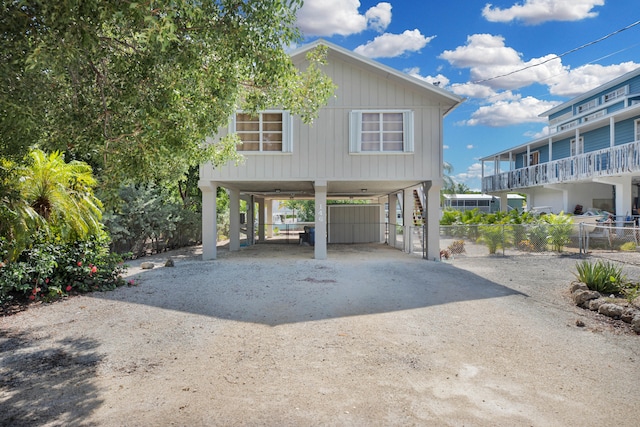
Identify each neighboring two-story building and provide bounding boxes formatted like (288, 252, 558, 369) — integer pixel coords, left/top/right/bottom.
(199, 40, 463, 260)
(480, 67, 640, 218)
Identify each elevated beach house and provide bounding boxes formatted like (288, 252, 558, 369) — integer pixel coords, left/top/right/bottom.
(198, 40, 463, 260)
(480, 67, 640, 218)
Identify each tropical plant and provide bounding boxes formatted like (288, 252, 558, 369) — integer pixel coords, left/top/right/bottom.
(478, 225, 510, 254)
(574, 260, 625, 294)
(543, 212, 574, 252)
(3, 150, 103, 261)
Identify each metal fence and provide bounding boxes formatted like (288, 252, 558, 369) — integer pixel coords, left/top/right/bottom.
(438, 222, 640, 259)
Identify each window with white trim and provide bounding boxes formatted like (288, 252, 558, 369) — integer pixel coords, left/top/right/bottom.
(571, 137, 584, 156)
(603, 86, 627, 103)
(232, 111, 292, 152)
(577, 99, 598, 114)
(583, 110, 605, 123)
(350, 110, 414, 153)
(557, 120, 578, 132)
(635, 119, 640, 142)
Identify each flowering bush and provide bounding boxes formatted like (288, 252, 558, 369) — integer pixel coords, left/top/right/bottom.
(0, 235, 128, 305)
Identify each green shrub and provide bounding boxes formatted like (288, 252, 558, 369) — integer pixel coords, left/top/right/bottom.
(574, 260, 625, 294)
(0, 235, 127, 305)
(620, 241, 637, 252)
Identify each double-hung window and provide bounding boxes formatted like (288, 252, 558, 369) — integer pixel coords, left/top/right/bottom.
(350, 110, 414, 153)
(232, 111, 292, 152)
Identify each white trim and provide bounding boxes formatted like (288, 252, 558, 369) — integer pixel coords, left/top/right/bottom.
(570, 137, 584, 156)
(231, 110, 292, 153)
(349, 110, 414, 153)
(635, 118, 640, 142)
(603, 85, 628, 104)
(582, 109, 605, 123)
(577, 98, 598, 114)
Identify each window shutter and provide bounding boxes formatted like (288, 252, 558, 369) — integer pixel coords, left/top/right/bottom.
(403, 110, 414, 152)
(349, 111, 361, 153)
(282, 111, 293, 152)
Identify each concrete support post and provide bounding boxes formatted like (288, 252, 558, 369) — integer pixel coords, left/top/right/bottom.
(403, 188, 414, 253)
(378, 196, 387, 243)
(500, 193, 508, 212)
(314, 181, 328, 260)
(229, 188, 240, 252)
(388, 192, 398, 247)
(425, 182, 441, 261)
(257, 197, 265, 243)
(198, 181, 218, 260)
(266, 199, 273, 238)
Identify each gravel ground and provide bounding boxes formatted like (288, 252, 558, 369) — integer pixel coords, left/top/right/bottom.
(1, 242, 639, 426)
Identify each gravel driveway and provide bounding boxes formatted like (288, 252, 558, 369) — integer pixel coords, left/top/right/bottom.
(1, 243, 639, 426)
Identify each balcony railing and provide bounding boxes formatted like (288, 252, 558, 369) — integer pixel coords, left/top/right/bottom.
(483, 140, 640, 192)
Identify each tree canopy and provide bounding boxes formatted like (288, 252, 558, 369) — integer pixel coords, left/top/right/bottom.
(1, 0, 335, 192)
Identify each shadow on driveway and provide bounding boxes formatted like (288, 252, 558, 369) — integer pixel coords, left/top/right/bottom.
(99, 243, 527, 327)
(0, 329, 104, 426)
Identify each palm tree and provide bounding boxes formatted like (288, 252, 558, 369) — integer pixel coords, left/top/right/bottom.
(443, 161, 455, 192)
(18, 149, 103, 244)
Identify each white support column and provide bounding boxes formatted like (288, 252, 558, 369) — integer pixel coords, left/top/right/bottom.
(388, 192, 398, 246)
(610, 116, 615, 147)
(595, 176, 633, 220)
(378, 196, 387, 243)
(257, 197, 265, 243)
(266, 199, 273, 238)
(198, 181, 218, 260)
(314, 181, 327, 260)
(500, 193, 508, 212)
(229, 188, 240, 251)
(403, 188, 414, 253)
(425, 182, 441, 261)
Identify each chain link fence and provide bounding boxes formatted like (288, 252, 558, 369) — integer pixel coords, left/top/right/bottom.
(437, 222, 640, 260)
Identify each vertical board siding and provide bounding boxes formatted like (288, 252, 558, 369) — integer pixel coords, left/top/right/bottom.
(204, 54, 446, 182)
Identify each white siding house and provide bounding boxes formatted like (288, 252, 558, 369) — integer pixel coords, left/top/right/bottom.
(198, 40, 463, 260)
(480, 67, 640, 219)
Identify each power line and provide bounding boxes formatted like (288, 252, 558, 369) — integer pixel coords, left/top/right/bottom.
(472, 19, 640, 85)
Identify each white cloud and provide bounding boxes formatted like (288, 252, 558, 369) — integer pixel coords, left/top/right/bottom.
(440, 34, 567, 91)
(462, 96, 560, 127)
(467, 145, 474, 150)
(482, 0, 604, 25)
(449, 82, 496, 99)
(443, 145, 450, 150)
(454, 162, 486, 184)
(548, 62, 640, 97)
(354, 29, 435, 58)
(365, 2, 392, 32)
(404, 67, 450, 87)
(296, 0, 393, 37)
(524, 126, 550, 139)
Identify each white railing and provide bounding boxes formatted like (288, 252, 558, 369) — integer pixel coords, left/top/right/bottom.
(483, 140, 640, 192)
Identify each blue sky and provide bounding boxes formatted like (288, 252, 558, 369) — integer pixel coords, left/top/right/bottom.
(294, 0, 640, 191)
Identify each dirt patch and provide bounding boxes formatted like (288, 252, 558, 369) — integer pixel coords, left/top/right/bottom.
(1, 243, 639, 426)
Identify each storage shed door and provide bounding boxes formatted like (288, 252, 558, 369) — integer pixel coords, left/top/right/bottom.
(328, 205, 382, 244)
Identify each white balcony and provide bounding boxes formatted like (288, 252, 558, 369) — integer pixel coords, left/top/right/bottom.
(483, 140, 640, 192)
